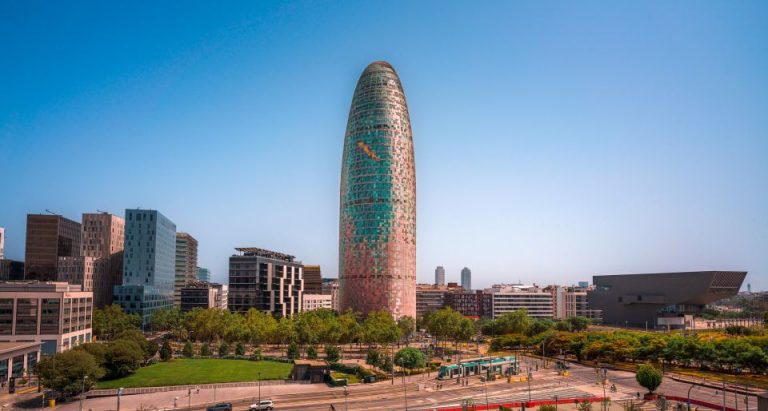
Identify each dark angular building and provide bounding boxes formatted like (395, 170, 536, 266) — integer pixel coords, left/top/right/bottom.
(0, 259, 24, 281)
(588, 271, 747, 329)
(228, 247, 303, 317)
(339, 61, 416, 320)
(303, 265, 323, 295)
(24, 214, 81, 281)
(445, 290, 492, 319)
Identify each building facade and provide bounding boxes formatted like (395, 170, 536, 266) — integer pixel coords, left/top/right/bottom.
(339, 61, 417, 320)
(0, 342, 41, 389)
(228, 247, 303, 317)
(303, 265, 323, 295)
(587, 271, 746, 329)
(461, 267, 472, 291)
(81, 212, 124, 307)
(24, 214, 81, 281)
(445, 290, 492, 318)
(487, 284, 554, 319)
(552, 285, 602, 322)
(114, 209, 176, 326)
(196, 267, 211, 282)
(302, 294, 333, 311)
(415, 283, 464, 318)
(0, 260, 24, 281)
(321, 278, 339, 312)
(0, 227, 4, 259)
(0, 282, 92, 353)
(180, 280, 227, 312)
(174, 233, 198, 306)
(435, 266, 445, 287)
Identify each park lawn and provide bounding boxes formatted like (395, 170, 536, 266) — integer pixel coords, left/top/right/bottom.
(331, 371, 360, 384)
(96, 359, 292, 388)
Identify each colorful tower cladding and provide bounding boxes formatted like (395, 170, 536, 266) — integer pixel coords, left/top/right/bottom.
(339, 61, 416, 319)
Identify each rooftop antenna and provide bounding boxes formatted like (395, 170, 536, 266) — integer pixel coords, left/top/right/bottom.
(44, 209, 57, 215)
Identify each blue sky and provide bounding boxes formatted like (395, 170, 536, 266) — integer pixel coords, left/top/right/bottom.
(1, 1, 766, 290)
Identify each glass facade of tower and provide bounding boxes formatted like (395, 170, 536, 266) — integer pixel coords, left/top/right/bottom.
(339, 61, 416, 319)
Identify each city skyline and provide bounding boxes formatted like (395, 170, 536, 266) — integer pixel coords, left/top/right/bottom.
(1, 2, 766, 290)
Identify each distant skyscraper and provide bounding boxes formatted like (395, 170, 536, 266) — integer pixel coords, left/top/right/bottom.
(25, 214, 81, 281)
(0, 227, 4, 259)
(82, 212, 124, 307)
(114, 209, 176, 326)
(461, 267, 472, 291)
(435, 266, 445, 286)
(174, 233, 198, 306)
(196, 267, 211, 282)
(339, 61, 417, 320)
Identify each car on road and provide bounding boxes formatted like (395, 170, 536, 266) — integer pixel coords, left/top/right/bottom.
(206, 403, 233, 411)
(249, 399, 274, 410)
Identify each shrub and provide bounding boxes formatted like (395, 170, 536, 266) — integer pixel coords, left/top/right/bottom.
(325, 345, 340, 362)
(200, 343, 211, 357)
(366, 349, 381, 367)
(287, 342, 299, 360)
(219, 342, 230, 357)
(307, 345, 318, 359)
(250, 348, 263, 361)
(159, 341, 172, 361)
(539, 405, 557, 411)
(235, 342, 245, 356)
(182, 341, 194, 358)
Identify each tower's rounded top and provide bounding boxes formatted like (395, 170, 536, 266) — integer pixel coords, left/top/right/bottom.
(365, 60, 395, 71)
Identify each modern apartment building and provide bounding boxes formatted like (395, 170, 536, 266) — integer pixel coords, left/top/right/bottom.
(302, 294, 333, 311)
(179, 280, 228, 312)
(435, 266, 445, 287)
(0, 282, 92, 354)
(487, 284, 554, 319)
(24, 214, 81, 281)
(228, 247, 303, 317)
(114, 209, 176, 326)
(321, 278, 339, 312)
(303, 265, 323, 294)
(196, 267, 211, 282)
(461, 267, 472, 291)
(174, 233, 198, 306)
(551, 285, 602, 322)
(415, 283, 463, 318)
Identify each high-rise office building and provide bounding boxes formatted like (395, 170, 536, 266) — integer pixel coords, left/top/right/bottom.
(339, 61, 417, 320)
(174, 233, 198, 306)
(81, 212, 124, 307)
(180, 280, 228, 312)
(25, 214, 81, 281)
(435, 266, 445, 286)
(303, 265, 323, 294)
(114, 209, 176, 326)
(58, 212, 125, 307)
(196, 267, 211, 282)
(228, 247, 303, 317)
(461, 267, 472, 291)
(0, 227, 4, 259)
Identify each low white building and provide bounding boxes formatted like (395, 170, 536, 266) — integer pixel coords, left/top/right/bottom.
(486, 284, 553, 319)
(302, 294, 332, 311)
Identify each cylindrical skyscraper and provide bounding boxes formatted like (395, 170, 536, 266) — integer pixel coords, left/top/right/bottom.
(339, 61, 416, 320)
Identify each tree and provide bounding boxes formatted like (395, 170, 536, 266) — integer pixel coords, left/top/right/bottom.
(159, 341, 173, 361)
(75, 343, 108, 367)
(566, 317, 590, 332)
(105, 339, 144, 379)
(182, 341, 194, 358)
(235, 342, 246, 356)
(394, 347, 426, 373)
(366, 349, 382, 367)
(219, 342, 230, 357)
(325, 345, 340, 362)
(200, 343, 211, 356)
(306, 345, 318, 359)
(92, 304, 141, 340)
(362, 311, 400, 345)
(636, 364, 663, 394)
(397, 316, 416, 344)
(495, 309, 531, 335)
(287, 342, 299, 360)
(35, 350, 104, 399)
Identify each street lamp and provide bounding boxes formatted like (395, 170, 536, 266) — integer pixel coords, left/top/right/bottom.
(527, 369, 533, 402)
(258, 371, 262, 408)
(117, 387, 124, 411)
(188, 387, 192, 410)
(554, 395, 559, 411)
(602, 368, 608, 411)
(343, 386, 349, 411)
(79, 375, 88, 411)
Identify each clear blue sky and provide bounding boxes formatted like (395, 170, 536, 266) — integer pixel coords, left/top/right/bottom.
(1, 1, 766, 290)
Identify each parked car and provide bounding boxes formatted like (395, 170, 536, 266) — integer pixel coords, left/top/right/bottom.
(206, 403, 233, 411)
(250, 399, 275, 410)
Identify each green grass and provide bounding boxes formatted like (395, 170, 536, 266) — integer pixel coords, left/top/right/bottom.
(331, 371, 360, 384)
(96, 359, 292, 388)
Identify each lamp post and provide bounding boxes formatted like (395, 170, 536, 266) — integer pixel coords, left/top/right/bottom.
(602, 368, 608, 411)
(527, 369, 533, 402)
(554, 395, 559, 411)
(343, 386, 349, 411)
(79, 375, 88, 411)
(258, 371, 262, 408)
(117, 387, 124, 411)
(188, 387, 192, 410)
